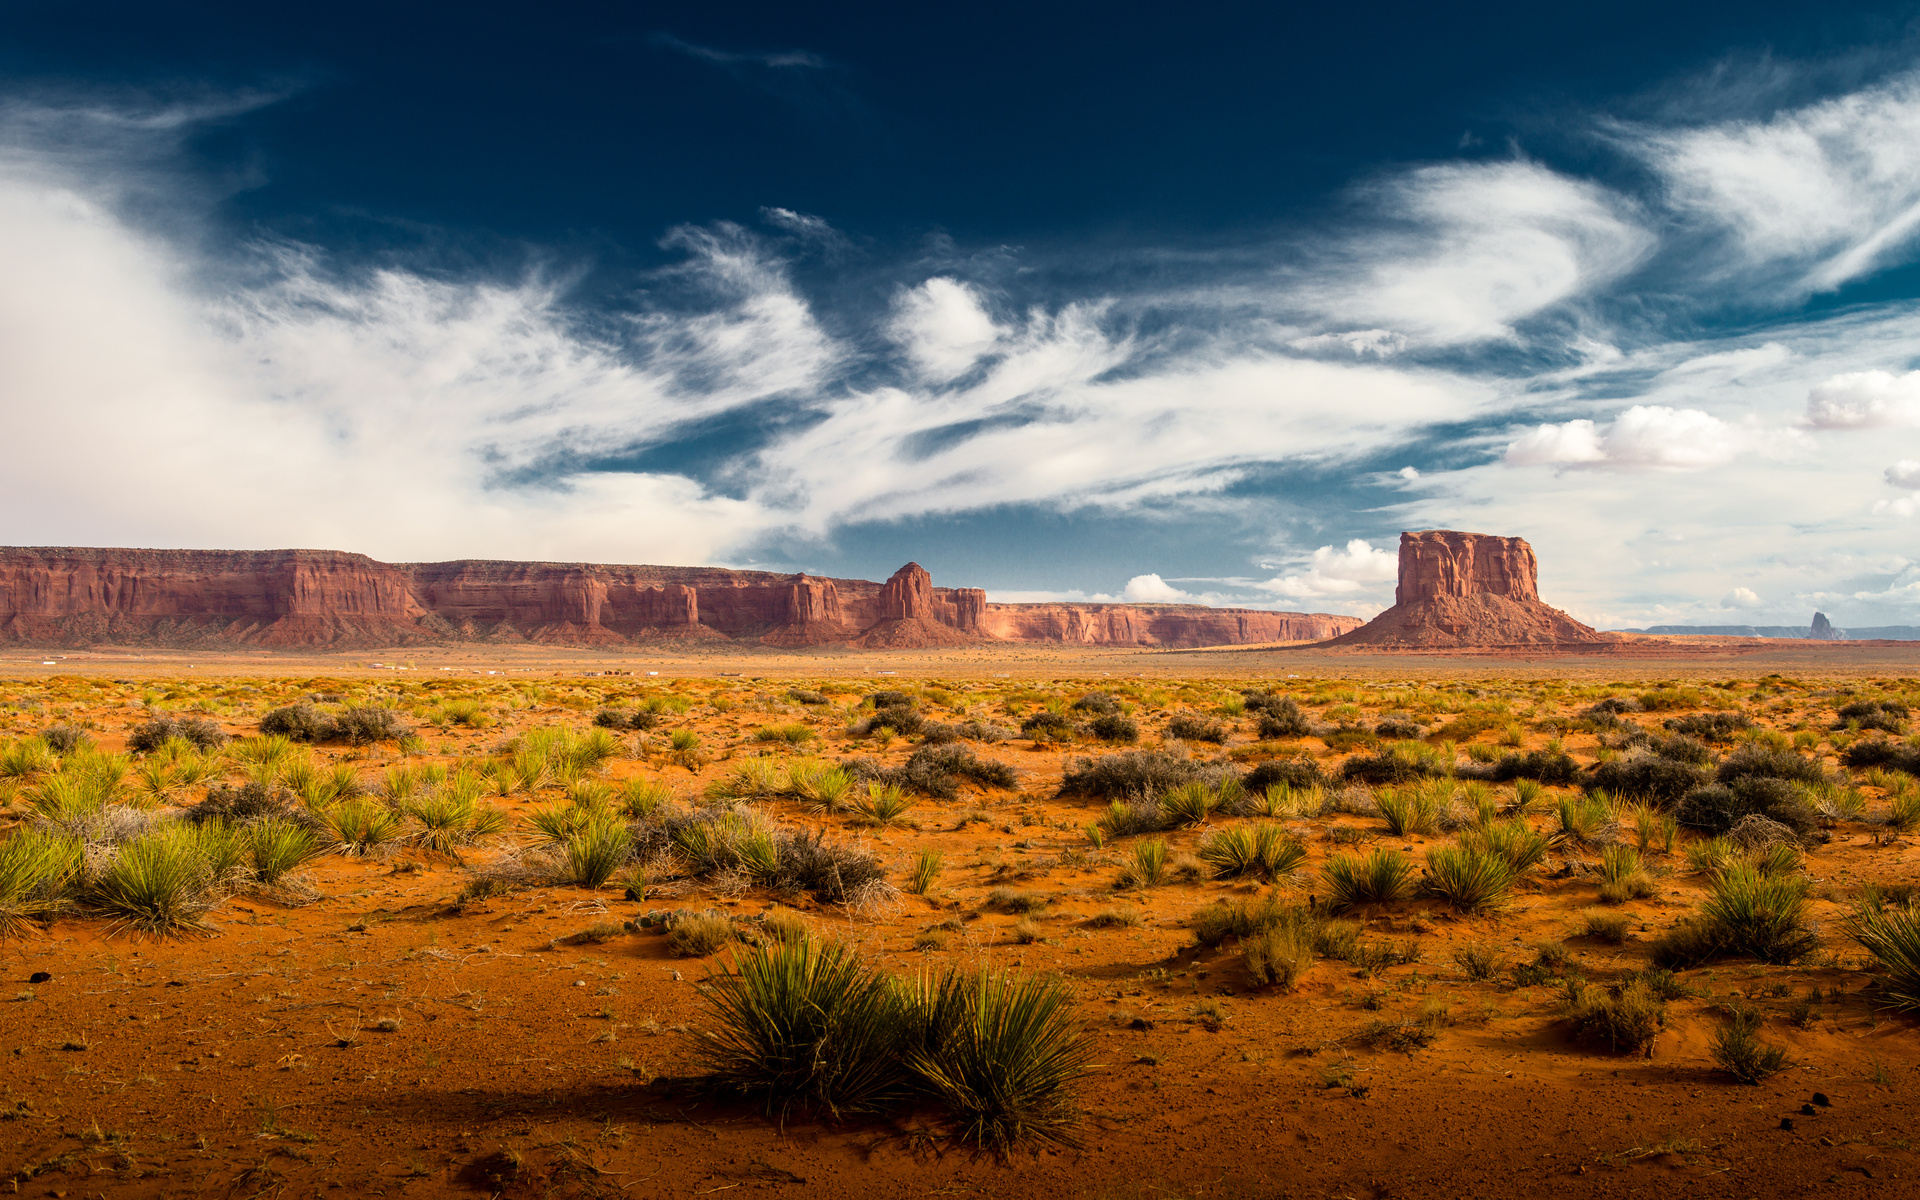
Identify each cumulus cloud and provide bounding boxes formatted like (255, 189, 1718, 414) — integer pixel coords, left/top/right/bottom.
(1504, 405, 1747, 471)
(1805, 369, 1920, 428)
(1121, 573, 1191, 602)
(1888, 460, 1920, 488)
(1629, 70, 1920, 292)
(1723, 586, 1762, 608)
(1259, 540, 1399, 600)
(887, 277, 1004, 381)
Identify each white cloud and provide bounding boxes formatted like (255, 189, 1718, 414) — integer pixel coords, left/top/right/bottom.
(1888, 460, 1920, 488)
(1629, 71, 1920, 292)
(1311, 161, 1653, 343)
(888, 277, 1003, 381)
(1259, 540, 1399, 601)
(1805, 369, 1920, 428)
(1724, 586, 1762, 608)
(1121, 573, 1191, 602)
(1504, 405, 1748, 471)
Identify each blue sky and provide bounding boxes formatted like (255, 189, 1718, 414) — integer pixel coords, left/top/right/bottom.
(11, 2, 1920, 628)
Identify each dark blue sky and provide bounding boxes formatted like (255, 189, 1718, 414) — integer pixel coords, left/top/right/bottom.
(7, 1, 1920, 626)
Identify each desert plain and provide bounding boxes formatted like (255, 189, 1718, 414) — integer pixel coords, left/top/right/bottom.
(0, 640, 1917, 1200)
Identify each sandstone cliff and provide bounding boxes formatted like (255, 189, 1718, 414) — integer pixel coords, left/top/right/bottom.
(1321, 530, 1615, 650)
(0, 546, 1355, 651)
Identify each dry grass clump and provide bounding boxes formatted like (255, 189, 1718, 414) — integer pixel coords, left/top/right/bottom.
(668, 910, 736, 956)
(1598, 844, 1655, 903)
(1709, 1005, 1790, 1083)
(1560, 977, 1666, 1052)
(1651, 865, 1819, 969)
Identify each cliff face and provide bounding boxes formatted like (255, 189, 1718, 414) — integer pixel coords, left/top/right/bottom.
(0, 546, 1360, 651)
(1324, 530, 1613, 650)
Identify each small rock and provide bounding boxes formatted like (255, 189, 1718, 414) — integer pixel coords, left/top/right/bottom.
(1812, 1092, 1831, 1107)
(1780, 1118, 1795, 1131)
(1129, 1017, 1155, 1031)
(28, 972, 50, 984)
(1801, 1104, 1818, 1116)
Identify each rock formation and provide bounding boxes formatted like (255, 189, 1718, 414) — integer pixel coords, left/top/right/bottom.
(1809, 612, 1846, 641)
(1320, 530, 1615, 650)
(0, 546, 1361, 651)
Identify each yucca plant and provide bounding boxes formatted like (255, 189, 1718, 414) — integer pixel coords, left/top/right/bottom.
(247, 818, 326, 885)
(403, 791, 478, 855)
(1656, 865, 1818, 968)
(1459, 818, 1549, 874)
(232, 735, 295, 769)
(1555, 794, 1614, 846)
(1243, 918, 1316, 990)
(525, 801, 594, 846)
(27, 771, 115, 822)
(0, 827, 80, 936)
(903, 968, 1096, 1152)
(1750, 842, 1804, 877)
(1159, 781, 1214, 827)
(1710, 1006, 1789, 1083)
(707, 758, 784, 802)
(1889, 790, 1920, 832)
(1422, 846, 1514, 913)
(787, 761, 855, 813)
(173, 750, 222, 789)
(0, 736, 54, 780)
(1846, 902, 1920, 1013)
(1320, 848, 1413, 911)
(1511, 778, 1544, 813)
(323, 798, 404, 856)
(1375, 786, 1439, 836)
(1598, 843, 1654, 903)
(561, 813, 632, 888)
(691, 936, 905, 1120)
(1123, 838, 1170, 888)
(1686, 835, 1738, 875)
(852, 782, 914, 827)
(510, 748, 551, 794)
(908, 847, 944, 895)
(132, 759, 183, 805)
(88, 823, 222, 937)
(1196, 823, 1306, 880)
(620, 775, 676, 818)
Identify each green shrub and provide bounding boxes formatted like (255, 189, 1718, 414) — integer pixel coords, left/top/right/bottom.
(1561, 978, 1665, 1052)
(1422, 846, 1514, 912)
(260, 704, 339, 743)
(247, 819, 326, 885)
(1321, 848, 1413, 911)
(1089, 714, 1138, 743)
(321, 799, 404, 856)
(1586, 753, 1709, 806)
(1196, 823, 1305, 880)
(1846, 903, 1920, 1013)
(1167, 714, 1228, 743)
(1650, 865, 1818, 969)
(0, 828, 80, 935)
(1710, 1007, 1789, 1083)
(88, 823, 225, 936)
(1341, 741, 1450, 785)
(908, 847, 944, 895)
(127, 716, 227, 754)
(1121, 839, 1169, 888)
(1060, 750, 1227, 799)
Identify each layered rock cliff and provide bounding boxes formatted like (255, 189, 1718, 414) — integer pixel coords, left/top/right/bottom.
(1321, 530, 1615, 650)
(0, 547, 1356, 650)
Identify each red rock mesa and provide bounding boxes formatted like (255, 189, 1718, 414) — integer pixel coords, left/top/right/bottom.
(1321, 530, 1615, 650)
(0, 547, 1364, 650)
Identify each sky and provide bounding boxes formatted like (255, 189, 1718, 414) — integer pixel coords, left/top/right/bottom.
(11, 3, 1920, 629)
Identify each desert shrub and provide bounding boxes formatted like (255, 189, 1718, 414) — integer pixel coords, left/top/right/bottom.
(868, 690, 913, 708)
(127, 716, 227, 754)
(920, 720, 1015, 744)
(754, 723, 816, 746)
(1060, 750, 1225, 799)
(765, 829, 887, 903)
(1019, 711, 1075, 743)
(1071, 692, 1120, 715)
(1372, 716, 1424, 740)
(185, 781, 305, 828)
(1242, 757, 1325, 792)
(1650, 865, 1819, 969)
(1251, 698, 1311, 739)
(1167, 714, 1229, 744)
(1835, 699, 1909, 734)
(1321, 848, 1413, 911)
(1341, 741, 1450, 785)
(1710, 1007, 1789, 1083)
(901, 744, 1017, 799)
(668, 910, 736, 956)
(789, 689, 828, 705)
(259, 704, 339, 743)
(1843, 737, 1920, 774)
(1097, 797, 1166, 839)
(1453, 943, 1502, 980)
(247, 818, 327, 885)
(1555, 793, 1615, 845)
(0, 827, 80, 936)
(1375, 785, 1441, 836)
(1674, 777, 1819, 838)
(857, 703, 924, 738)
(1088, 714, 1139, 743)
(1196, 823, 1306, 880)
(1457, 748, 1579, 784)
(1663, 712, 1751, 742)
(1585, 697, 1643, 717)
(690, 936, 902, 1118)
(322, 798, 404, 856)
(1846, 902, 1920, 1014)
(1645, 733, 1713, 765)
(1243, 918, 1316, 989)
(593, 707, 634, 729)
(1422, 846, 1515, 912)
(1561, 978, 1666, 1052)
(1580, 909, 1632, 942)
(41, 724, 89, 754)
(87, 823, 231, 936)
(1586, 753, 1709, 806)
(1717, 743, 1827, 788)
(1598, 843, 1655, 903)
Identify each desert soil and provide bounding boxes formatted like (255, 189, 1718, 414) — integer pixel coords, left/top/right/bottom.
(1, 641, 1917, 1199)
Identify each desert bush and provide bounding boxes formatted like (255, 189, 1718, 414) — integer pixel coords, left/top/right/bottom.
(1598, 843, 1655, 903)
(754, 723, 816, 746)
(87, 823, 232, 936)
(1196, 823, 1306, 880)
(1019, 711, 1075, 743)
(1717, 743, 1827, 788)
(1089, 714, 1139, 743)
(1060, 750, 1227, 799)
(920, 719, 1016, 744)
(1458, 748, 1580, 785)
(1841, 737, 1920, 774)
(41, 724, 89, 754)
(1586, 753, 1710, 806)
(1341, 741, 1450, 785)
(1645, 733, 1713, 765)
(1422, 846, 1514, 912)
(0, 827, 80, 936)
(1710, 1007, 1789, 1083)
(322, 798, 404, 856)
(1243, 918, 1316, 989)
(668, 910, 736, 956)
(1561, 978, 1666, 1052)
(1372, 716, 1424, 740)
(1835, 699, 1909, 734)
(1650, 865, 1818, 969)
(1320, 848, 1413, 911)
(126, 715, 227, 754)
(789, 689, 828, 705)
(901, 744, 1018, 798)
(1452, 943, 1502, 980)
(1071, 692, 1120, 715)
(1242, 757, 1326, 792)
(1555, 794, 1615, 846)
(186, 781, 311, 829)
(1585, 697, 1643, 717)
(1167, 714, 1228, 744)
(1662, 712, 1751, 742)
(764, 829, 887, 903)
(1674, 777, 1819, 838)
(1249, 697, 1310, 739)
(259, 703, 338, 743)
(1846, 902, 1920, 1014)
(247, 818, 327, 885)
(856, 701, 925, 738)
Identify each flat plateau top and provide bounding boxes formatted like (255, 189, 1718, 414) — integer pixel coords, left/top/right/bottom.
(4, 635, 1919, 681)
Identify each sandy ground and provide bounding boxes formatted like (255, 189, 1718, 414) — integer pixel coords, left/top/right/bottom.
(1, 642, 1917, 1198)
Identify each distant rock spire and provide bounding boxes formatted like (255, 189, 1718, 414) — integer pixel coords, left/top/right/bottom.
(1810, 612, 1845, 641)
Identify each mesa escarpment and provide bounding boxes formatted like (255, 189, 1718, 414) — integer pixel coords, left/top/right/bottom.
(0, 547, 1360, 650)
(1321, 529, 1617, 650)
